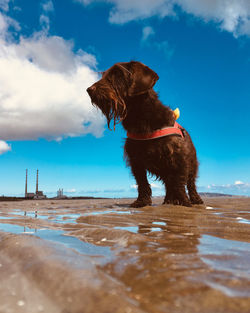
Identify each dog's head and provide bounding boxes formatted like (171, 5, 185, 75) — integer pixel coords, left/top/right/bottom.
(86, 61, 159, 129)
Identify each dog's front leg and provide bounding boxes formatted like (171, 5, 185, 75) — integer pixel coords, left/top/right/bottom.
(130, 160, 152, 208)
(163, 174, 192, 207)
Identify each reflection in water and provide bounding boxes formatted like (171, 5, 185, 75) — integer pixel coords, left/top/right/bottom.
(5, 209, 135, 224)
(198, 235, 250, 298)
(0, 221, 111, 260)
(101, 213, 202, 312)
(82, 210, 133, 216)
(0, 209, 112, 261)
(236, 217, 250, 224)
(138, 219, 168, 234)
(114, 226, 139, 233)
(152, 221, 166, 226)
(199, 235, 250, 278)
(100, 207, 250, 312)
(6, 210, 81, 224)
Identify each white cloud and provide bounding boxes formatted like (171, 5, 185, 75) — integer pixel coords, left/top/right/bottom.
(0, 12, 8, 32)
(0, 29, 105, 142)
(39, 14, 50, 32)
(154, 40, 175, 60)
(0, 140, 11, 154)
(66, 188, 77, 193)
(130, 184, 138, 190)
(42, 0, 54, 13)
(141, 26, 174, 60)
(142, 26, 155, 41)
(150, 183, 162, 189)
(177, 0, 250, 36)
(203, 181, 250, 196)
(77, 0, 174, 24)
(78, 0, 250, 36)
(130, 183, 163, 190)
(39, 0, 55, 33)
(0, 0, 10, 11)
(234, 180, 244, 185)
(109, 0, 174, 24)
(12, 35, 96, 72)
(0, 11, 20, 38)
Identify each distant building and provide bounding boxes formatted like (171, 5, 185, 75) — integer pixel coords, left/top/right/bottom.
(25, 169, 28, 198)
(56, 188, 67, 199)
(26, 193, 35, 199)
(34, 170, 46, 199)
(34, 191, 46, 200)
(25, 169, 47, 199)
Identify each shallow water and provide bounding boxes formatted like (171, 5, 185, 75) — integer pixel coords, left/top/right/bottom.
(0, 197, 250, 313)
(0, 220, 111, 259)
(237, 217, 250, 224)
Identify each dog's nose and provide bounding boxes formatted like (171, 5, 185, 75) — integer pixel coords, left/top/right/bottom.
(87, 85, 96, 95)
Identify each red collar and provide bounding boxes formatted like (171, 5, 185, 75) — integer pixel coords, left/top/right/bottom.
(127, 122, 184, 140)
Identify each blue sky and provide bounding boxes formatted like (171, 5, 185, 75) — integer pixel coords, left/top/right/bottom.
(0, 0, 250, 197)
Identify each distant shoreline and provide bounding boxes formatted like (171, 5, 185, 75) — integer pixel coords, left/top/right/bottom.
(0, 196, 109, 202)
(0, 193, 248, 202)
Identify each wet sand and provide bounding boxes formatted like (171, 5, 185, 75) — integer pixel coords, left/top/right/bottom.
(0, 197, 249, 313)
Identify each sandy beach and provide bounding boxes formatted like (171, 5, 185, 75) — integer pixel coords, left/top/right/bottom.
(0, 197, 249, 313)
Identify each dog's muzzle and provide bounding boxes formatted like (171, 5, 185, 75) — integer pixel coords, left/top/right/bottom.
(86, 85, 96, 97)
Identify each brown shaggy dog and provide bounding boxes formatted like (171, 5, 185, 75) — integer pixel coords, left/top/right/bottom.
(87, 61, 203, 208)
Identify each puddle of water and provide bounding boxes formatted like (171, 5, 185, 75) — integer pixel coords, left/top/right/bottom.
(152, 221, 166, 226)
(236, 217, 250, 224)
(206, 206, 214, 210)
(2, 211, 82, 224)
(114, 225, 164, 234)
(1, 208, 134, 226)
(204, 281, 250, 298)
(50, 214, 81, 224)
(114, 226, 139, 233)
(212, 212, 250, 224)
(0, 222, 111, 260)
(150, 227, 162, 232)
(0, 215, 16, 220)
(82, 210, 133, 216)
(198, 235, 250, 297)
(199, 235, 250, 278)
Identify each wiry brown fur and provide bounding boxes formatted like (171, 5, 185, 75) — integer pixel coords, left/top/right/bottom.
(87, 61, 203, 207)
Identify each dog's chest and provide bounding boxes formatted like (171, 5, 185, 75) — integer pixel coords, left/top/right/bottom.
(125, 137, 177, 165)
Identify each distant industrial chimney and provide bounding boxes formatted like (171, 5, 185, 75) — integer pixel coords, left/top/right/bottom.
(24, 169, 46, 199)
(25, 169, 28, 198)
(36, 169, 39, 195)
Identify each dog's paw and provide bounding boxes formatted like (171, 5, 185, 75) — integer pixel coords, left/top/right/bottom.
(175, 199, 192, 207)
(190, 198, 204, 205)
(163, 198, 192, 207)
(130, 199, 152, 208)
(190, 196, 204, 204)
(163, 198, 172, 205)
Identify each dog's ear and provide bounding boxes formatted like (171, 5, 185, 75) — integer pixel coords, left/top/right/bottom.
(128, 62, 159, 96)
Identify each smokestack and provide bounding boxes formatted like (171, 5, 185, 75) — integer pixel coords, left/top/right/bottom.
(36, 169, 39, 194)
(25, 169, 28, 198)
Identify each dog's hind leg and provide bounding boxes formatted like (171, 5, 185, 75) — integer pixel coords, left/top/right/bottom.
(163, 179, 174, 204)
(187, 176, 203, 204)
(130, 161, 152, 208)
(186, 158, 203, 204)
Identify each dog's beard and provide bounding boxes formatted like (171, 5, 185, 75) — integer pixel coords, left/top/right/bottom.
(91, 93, 127, 130)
